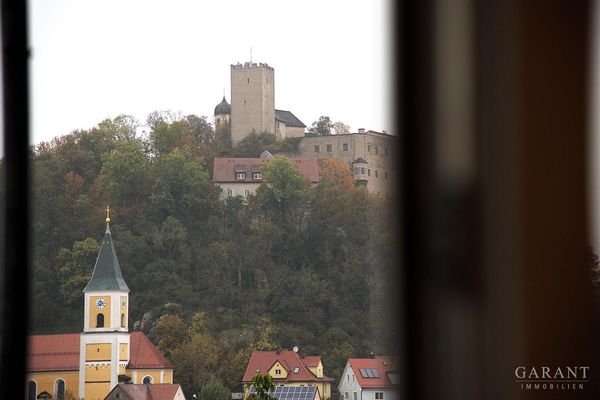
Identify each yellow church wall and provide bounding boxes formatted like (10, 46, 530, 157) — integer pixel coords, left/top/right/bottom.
(28, 371, 79, 399)
(129, 369, 170, 384)
(85, 363, 111, 381)
(89, 296, 112, 328)
(86, 343, 112, 361)
(119, 343, 128, 360)
(85, 382, 110, 400)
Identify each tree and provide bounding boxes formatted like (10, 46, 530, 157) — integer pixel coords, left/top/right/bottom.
(307, 116, 333, 136)
(231, 131, 276, 157)
(246, 374, 276, 400)
(197, 381, 230, 400)
(332, 121, 350, 135)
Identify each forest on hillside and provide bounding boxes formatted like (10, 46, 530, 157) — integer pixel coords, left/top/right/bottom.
(25, 112, 400, 398)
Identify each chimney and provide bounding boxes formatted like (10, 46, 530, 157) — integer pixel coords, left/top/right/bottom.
(358, 128, 365, 134)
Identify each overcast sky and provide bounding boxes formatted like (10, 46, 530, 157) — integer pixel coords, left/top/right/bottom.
(28, 0, 392, 146)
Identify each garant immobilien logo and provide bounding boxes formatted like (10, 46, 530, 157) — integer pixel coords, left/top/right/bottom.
(514, 366, 590, 390)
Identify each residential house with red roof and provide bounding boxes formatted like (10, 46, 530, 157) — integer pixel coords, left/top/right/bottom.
(26, 212, 174, 400)
(213, 151, 319, 200)
(105, 383, 186, 400)
(242, 349, 334, 400)
(337, 357, 400, 400)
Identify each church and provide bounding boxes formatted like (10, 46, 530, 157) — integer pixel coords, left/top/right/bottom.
(26, 209, 174, 400)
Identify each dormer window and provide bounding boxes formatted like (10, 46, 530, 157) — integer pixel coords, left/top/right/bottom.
(236, 172, 246, 180)
(253, 172, 262, 180)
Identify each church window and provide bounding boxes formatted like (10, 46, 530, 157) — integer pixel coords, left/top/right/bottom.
(97, 313, 104, 328)
(26, 380, 36, 400)
(121, 313, 126, 328)
(55, 379, 65, 400)
(143, 376, 153, 384)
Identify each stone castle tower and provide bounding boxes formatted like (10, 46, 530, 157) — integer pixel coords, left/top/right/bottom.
(230, 62, 275, 145)
(79, 208, 130, 400)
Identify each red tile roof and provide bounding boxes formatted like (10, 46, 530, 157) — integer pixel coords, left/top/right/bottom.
(243, 351, 333, 383)
(128, 332, 173, 369)
(301, 356, 321, 367)
(108, 384, 182, 400)
(28, 333, 80, 371)
(27, 332, 172, 372)
(213, 157, 319, 183)
(348, 357, 399, 389)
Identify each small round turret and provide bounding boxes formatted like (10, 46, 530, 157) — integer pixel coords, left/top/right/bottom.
(214, 96, 231, 116)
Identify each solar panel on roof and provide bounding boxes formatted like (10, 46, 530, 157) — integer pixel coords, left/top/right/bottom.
(371, 368, 380, 377)
(359, 368, 368, 378)
(248, 386, 317, 400)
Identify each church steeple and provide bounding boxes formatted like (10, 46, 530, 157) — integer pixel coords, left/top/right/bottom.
(83, 206, 129, 293)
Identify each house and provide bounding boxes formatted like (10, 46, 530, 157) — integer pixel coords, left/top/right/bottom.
(104, 383, 186, 400)
(337, 357, 400, 400)
(26, 210, 174, 400)
(213, 152, 319, 200)
(242, 349, 334, 400)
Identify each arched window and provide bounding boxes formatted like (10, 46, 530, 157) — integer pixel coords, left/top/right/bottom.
(97, 313, 104, 328)
(55, 379, 65, 400)
(26, 380, 36, 400)
(121, 313, 126, 328)
(142, 376, 153, 384)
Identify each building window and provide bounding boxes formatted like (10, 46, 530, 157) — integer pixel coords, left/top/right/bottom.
(143, 376, 153, 384)
(368, 169, 371, 176)
(361, 167, 365, 174)
(375, 170, 378, 178)
(343, 143, 349, 151)
(354, 167, 360, 174)
(345, 393, 349, 400)
(244, 190, 250, 197)
(375, 146, 378, 155)
(314, 145, 320, 153)
(353, 393, 357, 400)
(368, 144, 371, 152)
(327, 144, 333, 152)
(275, 369, 281, 375)
(347, 375, 350, 382)
(121, 313, 126, 328)
(236, 172, 246, 180)
(375, 393, 384, 400)
(96, 313, 104, 328)
(26, 380, 36, 400)
(55, 379, 65, 400)
(253, 172, 262, 180)
(352, 375, 355, 382)
(227, 189, 233, 197)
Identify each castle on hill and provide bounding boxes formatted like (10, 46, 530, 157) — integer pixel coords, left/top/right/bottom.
(26, 209, 174, 400)
(213, 62, 396, 197)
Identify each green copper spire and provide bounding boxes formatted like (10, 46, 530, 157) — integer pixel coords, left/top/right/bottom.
(83, 206, 129, 292)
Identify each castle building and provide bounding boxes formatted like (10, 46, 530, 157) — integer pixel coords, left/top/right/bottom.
(26, 210, 174, 400)
(213, 62, 395, 197)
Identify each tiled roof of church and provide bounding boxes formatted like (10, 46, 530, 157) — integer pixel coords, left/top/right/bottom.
(27, 332, 173, 372)
(275, 109, 306, 128)
(128, 332, 174, 369)
(83, 222, 129, 292)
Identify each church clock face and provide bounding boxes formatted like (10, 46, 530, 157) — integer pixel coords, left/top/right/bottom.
(95, 298, 106, 309)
